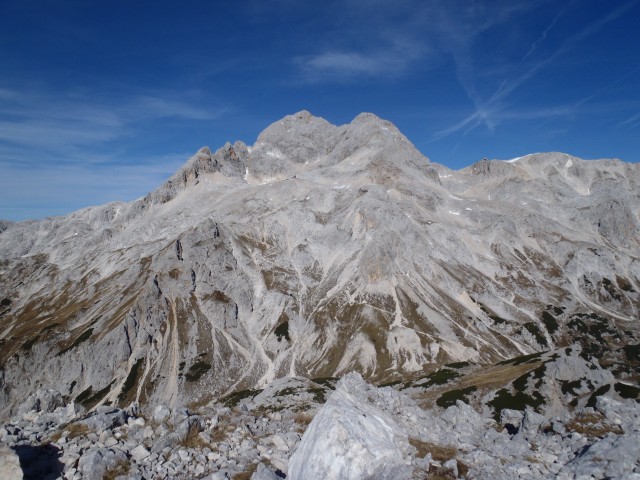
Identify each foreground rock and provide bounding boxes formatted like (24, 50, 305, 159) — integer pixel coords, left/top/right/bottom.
(0, 445, 23, 480)
(288, 373, 412, 480)
(2, 346, 639, 479)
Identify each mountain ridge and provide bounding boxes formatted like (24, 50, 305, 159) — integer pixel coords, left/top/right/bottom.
(0, 111, 638, 421)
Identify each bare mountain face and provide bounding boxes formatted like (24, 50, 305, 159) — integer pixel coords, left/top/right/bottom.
(0, 111, 639, 419)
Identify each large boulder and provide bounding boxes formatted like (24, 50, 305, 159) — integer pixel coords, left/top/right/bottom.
(288, 372, 412, 480)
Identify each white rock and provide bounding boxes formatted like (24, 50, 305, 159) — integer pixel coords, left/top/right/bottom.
(288, 372, 412, 480)
(130, 444, 151, 462)
(0, 445, 23, 480)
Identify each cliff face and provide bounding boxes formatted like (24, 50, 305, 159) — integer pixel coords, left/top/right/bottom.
(1, 111, 638, 419)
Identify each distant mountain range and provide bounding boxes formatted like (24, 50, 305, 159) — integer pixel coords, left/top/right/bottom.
(1, 111, 639, 419)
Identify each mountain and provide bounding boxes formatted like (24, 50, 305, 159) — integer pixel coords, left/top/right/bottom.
(1, 111, 639, 420)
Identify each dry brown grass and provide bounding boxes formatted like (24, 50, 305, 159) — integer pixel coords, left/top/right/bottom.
(104, 459, 129, 480)
(565, 412, 623, 439)
(210, 422, 236, 444)
(180, 423, 211, 449)
(413, 360, 543, 409)
(231, 463, 258, 480)
(294, 411, 314, 426)
(52, 422, 91, 441)
(293, 411, 314, 433)
(409, 438, 470, 479)
(409, 438, 457, 462)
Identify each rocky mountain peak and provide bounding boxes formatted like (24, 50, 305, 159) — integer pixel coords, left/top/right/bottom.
(248, 111, 429, 179)
(0, 112, 638, 443)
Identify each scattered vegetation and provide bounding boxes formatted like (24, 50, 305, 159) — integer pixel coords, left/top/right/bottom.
(541, 311, 559, 334)
(560, 379, 584, 396)
(50, 423, 90, 444)
(565, 412, 623, 439)
(222, 388, 263, 408)
(57, 327, 94, 356)
(118, 358, 145, 403)
(185, 361, 211, 382)
(445, 361, 472, 369)
(306, 387, 327, 404)
(180, 422, 209, 449)
(622, 344, 640, 361)
(104, 459, 130, 480)
(616, 275, 636, 292)
(523, 322, 547, 347)
(311, 377, 338, 390)
(294, 411, 314, 431)
(21, 337, 38, 351)
(75, 380, 115, 409)
(409, 438, 457, 462)
(274, 321, 291, 342)
(415, 369, 461, 389)
(488, 388, 545, 422)
(436, 386, 477, 408)
(231, 463, 258, 480)
(614, 382, 640, 400)
(274, 387, 299, 397)
(586, 384, 611, 408)
(497, 352, 544, 367)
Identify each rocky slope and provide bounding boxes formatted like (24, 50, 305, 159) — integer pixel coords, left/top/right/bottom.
(1, 345, 638, 479)
(0, 110, 639, 422)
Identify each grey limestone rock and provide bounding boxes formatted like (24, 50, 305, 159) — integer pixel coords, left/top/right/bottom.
(0, 111, 639, 427)
(0, 445, 22, 480)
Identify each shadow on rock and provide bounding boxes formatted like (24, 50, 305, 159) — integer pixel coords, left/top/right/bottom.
(13, 444, 64, 480)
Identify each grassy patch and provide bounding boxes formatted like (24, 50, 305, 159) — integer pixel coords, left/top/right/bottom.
(274, 386, 299, 397)
(221, 388, 263, 407)
(185, 361, 212, 382)
(75, 380, 115, 409)
(179, 422, 209, 449)
(488, 388, 545, 422)
(57, 327, 94, 356)
(586, 384, 611, 408)
(523, 322, 547, 347)
(311, 377, 338, 390)
(416, 369, 461, 389)
(622, 344, 640, 361)
(307, 387, 327, 404)
(274, 321, 291, 342)
(560, 379, 583, 396)
(104, 460, 129, 480)
(614, 382, 640, 400)
(409, 438, 457, 462)
(565, 412, 623, 439)
(118, 358, 144, 403)
(231, 464, 258, 480)
(497, 352, 544, 366)
(541, 311, 559, 334)
(445, 361, 472, 369)
(436, 386, 477, 408)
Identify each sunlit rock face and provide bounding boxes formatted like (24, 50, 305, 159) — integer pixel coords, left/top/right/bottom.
(0, 111, 639, 419)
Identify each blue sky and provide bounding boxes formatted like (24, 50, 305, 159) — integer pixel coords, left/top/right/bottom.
(1, 0, 639, 220)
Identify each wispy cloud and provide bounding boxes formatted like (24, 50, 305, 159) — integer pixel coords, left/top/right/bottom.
(295, 43, 424, 82)
(0, 84, 228, 219)
(0, 85, 226, 165)
(435, 0, 638, 139)
(0, 152, 190, 220)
